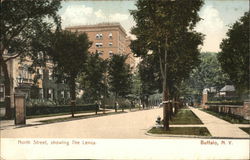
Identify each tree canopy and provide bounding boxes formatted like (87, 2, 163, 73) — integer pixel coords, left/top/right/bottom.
(108, 54, 132, 99)
(1, 0, 61, 59)
(130, 0, 204, 99)
(79, 53, 108, 103)
(48, 30, 92, 117)
(181, 52, 231, 103)
(138, 54, 160, 107)
(0, 0, 62, 119)
(218, 11, 249, 95)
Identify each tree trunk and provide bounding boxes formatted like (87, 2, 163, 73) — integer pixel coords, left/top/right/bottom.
(145, 95, 149, 109)
(163, 88, 169, 130)
(70, 78, 76, 117)
(115, 93, 117, 112)
(174, 97, 178, 115)
(0, 54, 12, 119)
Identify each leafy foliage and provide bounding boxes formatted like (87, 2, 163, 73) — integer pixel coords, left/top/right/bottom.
(218, 11, 249, 95)
(48, 30, 91, 116)
(181, 52, 231, 100)
(130, 0, 204, 55)
(1, 0, 61, 58)
(0, 0, 62, 119)
(79, 53, 108, 103)
(108, 54, 132, 98)
(130, 71, 142, 100)
(49, 31, 91, 81)
(138, 54, 160, 96)
(130, 0, 204, 99)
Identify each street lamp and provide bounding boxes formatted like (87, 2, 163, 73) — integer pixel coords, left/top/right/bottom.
(17, 76, 24, 86)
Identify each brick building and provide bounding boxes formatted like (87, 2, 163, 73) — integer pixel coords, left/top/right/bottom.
(66, 22, 136, 70)
(0, 53, 70, 106)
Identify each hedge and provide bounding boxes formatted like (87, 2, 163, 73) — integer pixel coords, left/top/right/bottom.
(0, 101, 5, 108)
(26, 104, 97, 116)
(205, 101, 243, 106)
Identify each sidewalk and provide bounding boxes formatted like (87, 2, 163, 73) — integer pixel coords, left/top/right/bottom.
(190, 107, 249, 138)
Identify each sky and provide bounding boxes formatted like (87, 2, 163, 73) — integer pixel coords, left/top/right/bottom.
(58, 0, 249, 52)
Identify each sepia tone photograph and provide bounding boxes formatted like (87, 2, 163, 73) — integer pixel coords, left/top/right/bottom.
(0, 0, 249, 159)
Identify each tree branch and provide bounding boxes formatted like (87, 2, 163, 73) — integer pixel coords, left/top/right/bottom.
(4, 7, 31, 50)
(3, 52, 21, 62)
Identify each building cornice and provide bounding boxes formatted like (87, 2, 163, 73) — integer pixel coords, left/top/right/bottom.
(66, 22, 127, 36)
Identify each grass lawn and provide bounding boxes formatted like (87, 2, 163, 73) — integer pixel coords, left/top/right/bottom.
(148, 127, 211, 136)
(169, 109, 203, 124)
(201, 109, 250, 124)
(240, 127, 250, 135)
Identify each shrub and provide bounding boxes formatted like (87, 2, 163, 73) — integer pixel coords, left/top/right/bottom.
(205, 101, 243, 105)
(0, 101, 5, 108)
(119, 99, 131, 109)
(26, 104, 96, 116)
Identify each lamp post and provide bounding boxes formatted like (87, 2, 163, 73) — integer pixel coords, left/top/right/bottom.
(103, 72, 108, 114)
(17, 76, 23, 86)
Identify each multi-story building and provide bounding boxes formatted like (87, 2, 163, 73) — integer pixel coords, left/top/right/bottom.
(0, 52, 70, 106)
(0, 23, 137, 107)
(66, 22, 136, 69)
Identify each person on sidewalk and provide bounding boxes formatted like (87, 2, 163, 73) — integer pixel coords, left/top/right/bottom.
(115, 102, 119, 112)
(95, 101, 99, 115)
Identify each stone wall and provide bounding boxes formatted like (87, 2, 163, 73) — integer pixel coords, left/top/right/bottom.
(207, 101, 250, 120)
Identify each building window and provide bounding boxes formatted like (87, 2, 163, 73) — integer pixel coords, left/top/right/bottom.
(95, 43, 103, 48)
(96, 33, 103, 39)
(109, 33, 112, 39)
(97, 50, 103, 56)
(17, 66, 30, 84)
(109, 42, 113, 47)
(109, 51, 113, 57)
(96, 34, 100, 39)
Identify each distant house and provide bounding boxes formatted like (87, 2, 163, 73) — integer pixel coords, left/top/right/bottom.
(202, 87, 217, 105)
(219, 85, 236, 97)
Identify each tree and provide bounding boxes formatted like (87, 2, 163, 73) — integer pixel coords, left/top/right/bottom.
(218, 11, 249, 96)
(48, 30, 91, 117)
(130, 71, 142, 101)
(108, 54, 132, 103)
(0, 0, 61, 119)
(138, 54, 160, 108)
(180, 52, 231, 103)
(130, 0, 204, 130)
(79, 53, 108, 103)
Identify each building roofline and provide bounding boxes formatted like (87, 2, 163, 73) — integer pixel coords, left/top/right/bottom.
(65, 22, 127, 36)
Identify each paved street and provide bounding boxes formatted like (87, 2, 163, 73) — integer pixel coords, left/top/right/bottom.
(0, 108, 162, 138)
(0, 107, 249, 138)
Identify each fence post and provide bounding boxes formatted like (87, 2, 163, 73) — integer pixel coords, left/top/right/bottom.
(14, 94, 26, 125)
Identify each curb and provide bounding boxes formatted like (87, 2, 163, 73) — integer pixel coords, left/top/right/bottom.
(145, 132, 250, 139)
